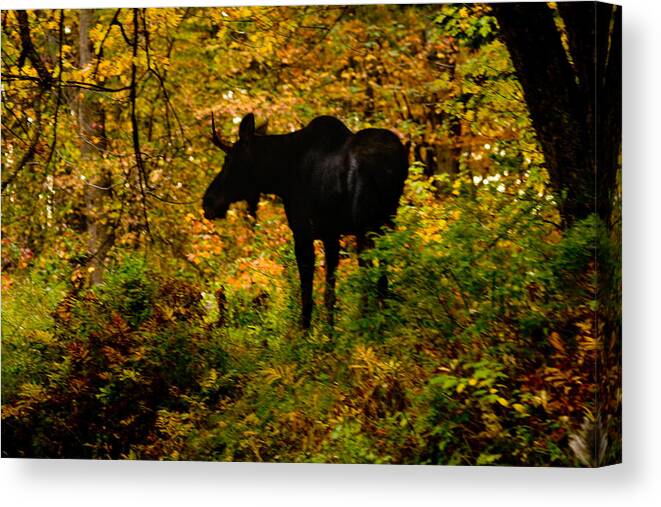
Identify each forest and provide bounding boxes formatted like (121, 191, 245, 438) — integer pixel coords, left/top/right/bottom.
(1, 3, 621, 466)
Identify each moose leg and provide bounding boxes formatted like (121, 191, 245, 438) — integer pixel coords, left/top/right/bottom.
(323, 237, 340, 327)
(294, 235, 315, 329)
(247, 196, 258, 221)
(377, 269, 389, 300)
(357, 233, 388, 303)
(356, 233, 370, 269)
(356, 233, 370, 311)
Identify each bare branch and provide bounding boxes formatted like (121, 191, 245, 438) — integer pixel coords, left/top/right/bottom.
(129, 8, 151, 238)
(2, 93, 44, 193)
(2, 73, 131, 93)
(15, 11, 53, 90)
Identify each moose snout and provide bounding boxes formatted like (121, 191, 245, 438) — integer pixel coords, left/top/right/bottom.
(203, 205, 228, 220)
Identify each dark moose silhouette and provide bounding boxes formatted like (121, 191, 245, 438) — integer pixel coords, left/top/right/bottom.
(203, 113, 408, 328)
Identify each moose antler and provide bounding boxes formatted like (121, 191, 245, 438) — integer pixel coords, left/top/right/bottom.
(210, 112, 232, 153)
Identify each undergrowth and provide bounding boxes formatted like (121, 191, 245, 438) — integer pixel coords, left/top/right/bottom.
(1, 164, 621, 465)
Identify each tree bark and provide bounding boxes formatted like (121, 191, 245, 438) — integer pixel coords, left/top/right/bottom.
(491, 2, 621, 227)
(78, 9, 112, 284)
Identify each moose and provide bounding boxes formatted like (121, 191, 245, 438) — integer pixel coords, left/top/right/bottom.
(202, 112, 408, 328)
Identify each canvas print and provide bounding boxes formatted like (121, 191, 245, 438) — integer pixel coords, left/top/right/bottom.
(1, 2, 621, 466)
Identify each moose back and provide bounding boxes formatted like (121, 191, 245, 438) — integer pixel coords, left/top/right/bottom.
(203, 113, 409, 328)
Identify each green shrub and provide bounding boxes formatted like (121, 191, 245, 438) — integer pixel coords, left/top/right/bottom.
(2, 164, 619, 465)
(1, 257, 224, 458)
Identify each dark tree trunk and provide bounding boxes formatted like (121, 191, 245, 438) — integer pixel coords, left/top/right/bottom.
(492, 2, 621, 227)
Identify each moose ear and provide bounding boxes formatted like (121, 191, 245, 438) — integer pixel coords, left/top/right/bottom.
(255, 118, 268, 136)
(238, 113, 256, 140)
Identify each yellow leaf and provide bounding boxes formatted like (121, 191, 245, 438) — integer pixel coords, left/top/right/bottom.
(468, 378, 477, 386)
(512, 403, 527, 414)
(497, 397, 509, 407)
(548, 331, 565, 353)
(456, 383, 466, 394)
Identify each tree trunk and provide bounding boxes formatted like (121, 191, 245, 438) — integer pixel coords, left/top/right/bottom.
(78, 9, 112, 284)
(491, 2, 621, 227)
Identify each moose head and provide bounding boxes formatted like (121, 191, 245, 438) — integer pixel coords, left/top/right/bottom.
(202, 112, 266, 220)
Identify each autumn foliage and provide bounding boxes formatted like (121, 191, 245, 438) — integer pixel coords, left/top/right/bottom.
(2, 5, 620, 465)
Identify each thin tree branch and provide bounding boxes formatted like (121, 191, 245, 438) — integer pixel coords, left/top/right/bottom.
(2, 93, 44, 193)
(44, 10, 65, 169)
(2, 73, 131, 93)
(129, 8, 151, 238)
(145, 191, 198, 205)
(92, 9, 122, 79)
(15, 10, 53, 90)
